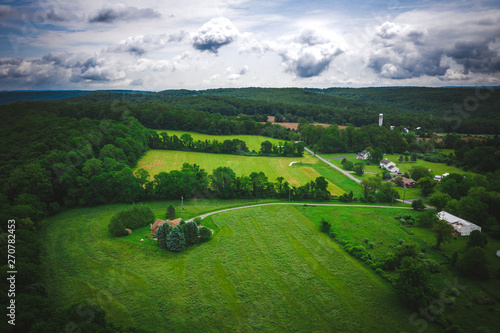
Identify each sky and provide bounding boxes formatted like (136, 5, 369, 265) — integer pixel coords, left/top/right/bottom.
(0, 0, 499, 91)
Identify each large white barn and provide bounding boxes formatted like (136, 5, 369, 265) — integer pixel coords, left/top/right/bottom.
(437, 211, 481, 236)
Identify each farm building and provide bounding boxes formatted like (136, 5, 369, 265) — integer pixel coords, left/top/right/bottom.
(437, 211, 481, 236)
(151, 218, 183, 235)
(380, 158, 399, 173)
(357, 150, 370, 160)
(401, 177, 417, 188)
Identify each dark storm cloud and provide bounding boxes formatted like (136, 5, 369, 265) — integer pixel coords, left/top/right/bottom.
(367, 22, 449, 79)
(192, 17, 238, 54)
(89, 5, 161, 23)
(446, 38, 500, 73)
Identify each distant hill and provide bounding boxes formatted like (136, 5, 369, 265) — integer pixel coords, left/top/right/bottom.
(0, 90, 151, 104)
(2, 87, 499, 133)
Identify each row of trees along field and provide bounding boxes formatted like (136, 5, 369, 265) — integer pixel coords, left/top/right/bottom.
(150, 164, 330, 201)
(146, 131, 305, 157)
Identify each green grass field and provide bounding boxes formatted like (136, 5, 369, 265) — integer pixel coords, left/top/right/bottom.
(40, 202, 443, 332)
(136, 150, 347, 196)
(298, 205, 500, 332)
(154, 130, 286, 152)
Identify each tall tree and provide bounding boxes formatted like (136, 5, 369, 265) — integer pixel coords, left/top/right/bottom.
(396, 257, 435, 310)
(166, 227, 187, 252)
(433, 219, 454, 249)
(167, 204, 175, 220)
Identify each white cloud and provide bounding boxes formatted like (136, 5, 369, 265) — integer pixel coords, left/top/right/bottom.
(192, 17, 239, 53)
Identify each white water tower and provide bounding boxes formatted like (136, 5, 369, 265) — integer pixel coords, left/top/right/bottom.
(379, 113, 383, 126)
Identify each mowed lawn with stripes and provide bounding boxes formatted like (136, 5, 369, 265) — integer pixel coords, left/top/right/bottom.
(40, 203, 437, 332)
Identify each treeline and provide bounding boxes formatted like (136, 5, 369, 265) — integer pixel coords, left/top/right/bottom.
(441, 134, 500, 173)
(142, 163, 330, 201)
(300, 122, 410, 154)
(146, 131, 305, 157)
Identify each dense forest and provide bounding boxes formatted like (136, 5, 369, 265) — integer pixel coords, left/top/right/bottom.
(5, 86, 498, 133)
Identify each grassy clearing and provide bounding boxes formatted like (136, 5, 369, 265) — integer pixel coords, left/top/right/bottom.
(40, 202, 439, 332)
(297, 205, 500, 333)
(153, 130, 285, 152)
(136, 150, 345, 196)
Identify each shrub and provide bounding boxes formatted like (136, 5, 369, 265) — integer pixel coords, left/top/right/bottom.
(396, 257, 435, 310)
(422, 259, 441, 273)
(456, 246, 489, 279)
(412, 199, 426, 211)
(199, 227, 212, 242)
(108, 216, 127, 236)
(166, 204, 175, 220)
(490, 225, 500, 239)
(108, 205, 155, 235)
(467, 230, 487, 248)
(320, 219, 331, 233)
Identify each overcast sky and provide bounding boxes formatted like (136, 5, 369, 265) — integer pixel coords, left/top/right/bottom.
(0, 0, 499, 90)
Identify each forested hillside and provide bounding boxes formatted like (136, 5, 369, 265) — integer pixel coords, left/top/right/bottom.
(65, 87, 499, 134)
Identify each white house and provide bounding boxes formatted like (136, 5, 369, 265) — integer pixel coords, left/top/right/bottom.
(437, 211, 481, 236)
(380, 158, 399, 173)
(357, 150, 370, 160)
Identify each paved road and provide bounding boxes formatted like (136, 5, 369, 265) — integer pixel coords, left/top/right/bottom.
(188, 202, 412, 221)
(325, 154, 358, 160)
(304, 147, 361, 183)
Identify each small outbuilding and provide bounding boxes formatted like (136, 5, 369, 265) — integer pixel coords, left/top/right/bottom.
(437, 211, 481, 236)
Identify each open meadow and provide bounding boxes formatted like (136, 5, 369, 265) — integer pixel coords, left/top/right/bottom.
(298, 206, 500, 332)
(39, 202, 444, 332)
(136, 150, 349, 196)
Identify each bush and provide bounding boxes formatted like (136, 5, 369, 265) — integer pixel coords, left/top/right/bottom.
(490, 225, 500, 239)
(320, 219, 331, 233)
(467, 230, 487, 248)
(412, 199, 426, 211)
(108, 216, 127, 236)
(199, 227, 212, 242)
(396, 257, 435, 310)
(456, 247, 489, 279)
(166, 204, 175, 220)
(108, 205, 155, 235)
(422, 259, 441, 273)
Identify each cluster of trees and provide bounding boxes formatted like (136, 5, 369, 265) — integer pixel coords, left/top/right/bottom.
(440, 134, 500, 173)
(359, 178, 400, 204)
(108, 205, 155, 236)
(341, 158, 364, 176)
(426, 172, 500, 231)
(300, 122, 411, 155)
(259, 140, 305, 157)
(156, 219, 211, 252)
